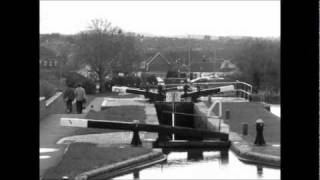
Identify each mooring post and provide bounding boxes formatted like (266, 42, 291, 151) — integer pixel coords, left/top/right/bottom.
(61, 176, 69, 180)
(133, 171, 140, 180)
(257, 165, 263, 176)
(131, 120, 142, 146)
(208, 95, 212, 104)
(254, 119, 266, 146)
(242, 123, 248, 136)
(220, 150, 229, 165)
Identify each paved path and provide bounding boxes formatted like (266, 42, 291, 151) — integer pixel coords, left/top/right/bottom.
(40, 96, 160, 178)
(39, 97, 104, 179)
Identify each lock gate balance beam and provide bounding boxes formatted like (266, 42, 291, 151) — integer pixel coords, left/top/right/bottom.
(60, 118, 229, 142)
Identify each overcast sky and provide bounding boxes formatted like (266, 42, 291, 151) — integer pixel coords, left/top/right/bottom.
(40, 1, 280, 38)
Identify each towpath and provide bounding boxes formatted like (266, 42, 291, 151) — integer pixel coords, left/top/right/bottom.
(39, 97, 104, 179)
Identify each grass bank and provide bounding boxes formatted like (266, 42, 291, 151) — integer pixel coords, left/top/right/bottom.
(206, 101, 280, 157)
(42, 143, 152, 180)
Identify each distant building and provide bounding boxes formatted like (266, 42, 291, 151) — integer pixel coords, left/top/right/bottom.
(187, 59, 238, 78)
(39, 46, 59, 69)
(139, 52, 172, 78)
(39, 58, 59, 69)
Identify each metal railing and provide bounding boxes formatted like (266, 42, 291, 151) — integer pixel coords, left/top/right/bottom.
(193, 81, 252, 101)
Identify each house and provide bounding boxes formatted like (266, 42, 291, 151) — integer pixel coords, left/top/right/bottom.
(139, 52, 172, 78)
(216, 59, 239, 77)
(189, 62, 220, 78)
(39, 58, 59, 69)
(188, 59, 238, 78)
(39, 46, 59, 69)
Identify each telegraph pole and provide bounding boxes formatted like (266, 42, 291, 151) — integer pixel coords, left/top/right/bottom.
(188, 35, 191, 80)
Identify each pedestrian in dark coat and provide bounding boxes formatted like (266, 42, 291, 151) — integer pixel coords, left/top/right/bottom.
(63, 85, 75, 113)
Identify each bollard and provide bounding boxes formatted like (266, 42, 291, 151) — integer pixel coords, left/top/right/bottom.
(257, 165, 263, 176)
(61, 176, 69, 180)
(242, 123, 248, 136)
(133, 171, 140, 180)
(254, 119, 266, 146)
(225, 110, 230, 120)
(131, 120, 142, 146)
(219, 150, 229, 165)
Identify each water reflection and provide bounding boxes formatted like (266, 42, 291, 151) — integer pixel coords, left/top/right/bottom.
(113, 150, 280, 179)
(133, 171, 140, 180)
(270, 104, 281, 117)
(257, 165, 263, 178)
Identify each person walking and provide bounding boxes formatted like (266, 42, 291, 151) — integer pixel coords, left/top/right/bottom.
(63, 84, 75, 113)
(74, 84, 87, 114)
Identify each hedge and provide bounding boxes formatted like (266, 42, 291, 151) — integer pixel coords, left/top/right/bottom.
(64, 72, 96, 94)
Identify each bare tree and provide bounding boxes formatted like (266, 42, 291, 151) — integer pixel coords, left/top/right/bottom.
(74, 19, 122, 92)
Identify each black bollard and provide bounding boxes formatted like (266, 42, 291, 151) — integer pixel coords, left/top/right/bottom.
(254, 119, 266, 146)
(131, 120, 142, 146)
(257, 165, 263, 176)
(220, 150, 229, 165)
(242, 123, 248, 136)
(133, 171, 140, 180)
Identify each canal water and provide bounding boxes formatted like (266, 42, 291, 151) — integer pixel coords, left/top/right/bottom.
(113, 105, 281, 179)
(113, 150, 280, 179)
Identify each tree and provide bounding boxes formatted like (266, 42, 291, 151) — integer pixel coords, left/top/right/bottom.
(74, 19, 122, 92)
(233, 39, 280, 93)
(111, 33, 142, 73)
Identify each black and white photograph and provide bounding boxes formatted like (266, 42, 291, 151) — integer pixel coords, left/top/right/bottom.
(40, 1, 281, 179)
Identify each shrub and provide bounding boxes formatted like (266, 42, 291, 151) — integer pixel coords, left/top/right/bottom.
(82, 79, 96, 94)
(108, 75, 142, 89)
(166, 70, 178, 78)
(40, 80, 57, 99)
(64, 72, 96, 94)
(143, 75, 158, 85)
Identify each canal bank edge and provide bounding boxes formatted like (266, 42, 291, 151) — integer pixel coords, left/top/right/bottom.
(194, 102, 280, 168)
(229, 132, 280, 167)
(74, 150, 166, 180)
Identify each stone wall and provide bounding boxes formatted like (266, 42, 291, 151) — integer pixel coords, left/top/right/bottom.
(39, 92, 64, 120)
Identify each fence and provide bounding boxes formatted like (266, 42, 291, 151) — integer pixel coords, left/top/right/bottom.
(193, 81, 253, 101)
